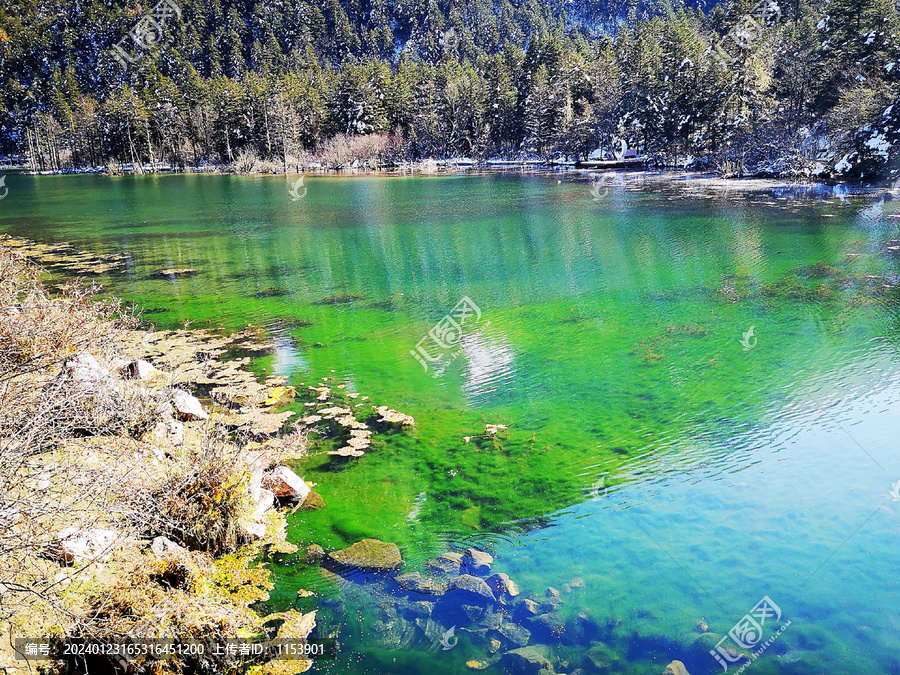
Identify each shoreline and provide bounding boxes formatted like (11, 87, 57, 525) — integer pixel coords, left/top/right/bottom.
(2, 160, 892, 191)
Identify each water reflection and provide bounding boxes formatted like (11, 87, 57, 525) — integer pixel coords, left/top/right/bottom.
(460, 331, 517, 403)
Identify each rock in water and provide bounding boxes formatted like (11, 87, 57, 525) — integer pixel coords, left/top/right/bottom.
(172, 389, 208, 420)
(295, 490, 325, 511)
(154, 268, 199, 278)
(463, 547, 493, 574)
(54, 527, 118, 564)
(395, 571, 448, 595)
(448, 574, 497, 603)
(263, 465, 311, 501)
(429, 552, 464, 576)
(487, 572, 520, 598)
(500, 646, 551, 674)
(305, 544, 325, 563)
(328, 539, 402, 571)
(529, 612, 566, 639)
(496, 621, 532, 647)
(662, 661, 691, 675)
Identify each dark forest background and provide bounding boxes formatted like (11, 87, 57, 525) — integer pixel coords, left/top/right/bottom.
(1, 0, 898, 178)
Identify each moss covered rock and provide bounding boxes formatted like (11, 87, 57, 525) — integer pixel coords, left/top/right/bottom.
(328, 538, 402, 571)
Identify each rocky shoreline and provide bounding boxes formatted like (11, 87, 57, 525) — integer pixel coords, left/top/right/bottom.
(0, 239, 329, 674)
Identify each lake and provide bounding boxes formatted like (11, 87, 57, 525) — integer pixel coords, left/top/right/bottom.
(2, 172, 898, 674)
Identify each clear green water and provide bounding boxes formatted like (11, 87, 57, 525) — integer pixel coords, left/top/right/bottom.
(2, 173, 899, 674)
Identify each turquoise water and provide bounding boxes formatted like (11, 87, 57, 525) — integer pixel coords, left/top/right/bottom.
(1, 173, 899, 673)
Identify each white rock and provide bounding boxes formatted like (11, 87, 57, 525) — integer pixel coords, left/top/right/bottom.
(62, 352, 116, 389)
(150, 536, 184, 557)
(262, 465, 311, 501)
(172, 390, 208, 420)
(125, 359, 158, 380)
(55, 527, 118, 564)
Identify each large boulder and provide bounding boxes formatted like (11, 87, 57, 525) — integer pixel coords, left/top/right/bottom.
(172, 390, 208, 420)
(663, 661, 691, 675)
(500, 646, 551, 674)
(328, 539, 402, 571)
(54, 527, 118, 564)
(447, 574, 497, 603)
(263, 465, 311, 502)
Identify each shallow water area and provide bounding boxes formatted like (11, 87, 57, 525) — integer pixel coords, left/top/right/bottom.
(1, 172, 899, 674)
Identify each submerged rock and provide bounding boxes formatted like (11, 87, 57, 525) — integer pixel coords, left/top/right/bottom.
(448, 574, 497, 603)
(429, 552, 464, 576)
(529, 612, 566, 639)
(395, 571, 448, 595)
(663, 660, 691, 675)
(394, 597, 435, 618)
(328, 538, 402, 571)
(585, 642, 620, 671)
(496, 621, 531, 647)
(172, 389, 208, 420)
(154, 268, 199, 278)
(304, 544, 325, 563)
(295, 490, 325, 511)
(500, 645, 551, 674)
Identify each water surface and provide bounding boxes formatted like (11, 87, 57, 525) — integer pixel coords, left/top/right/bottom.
(2, 173, 899, 674)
